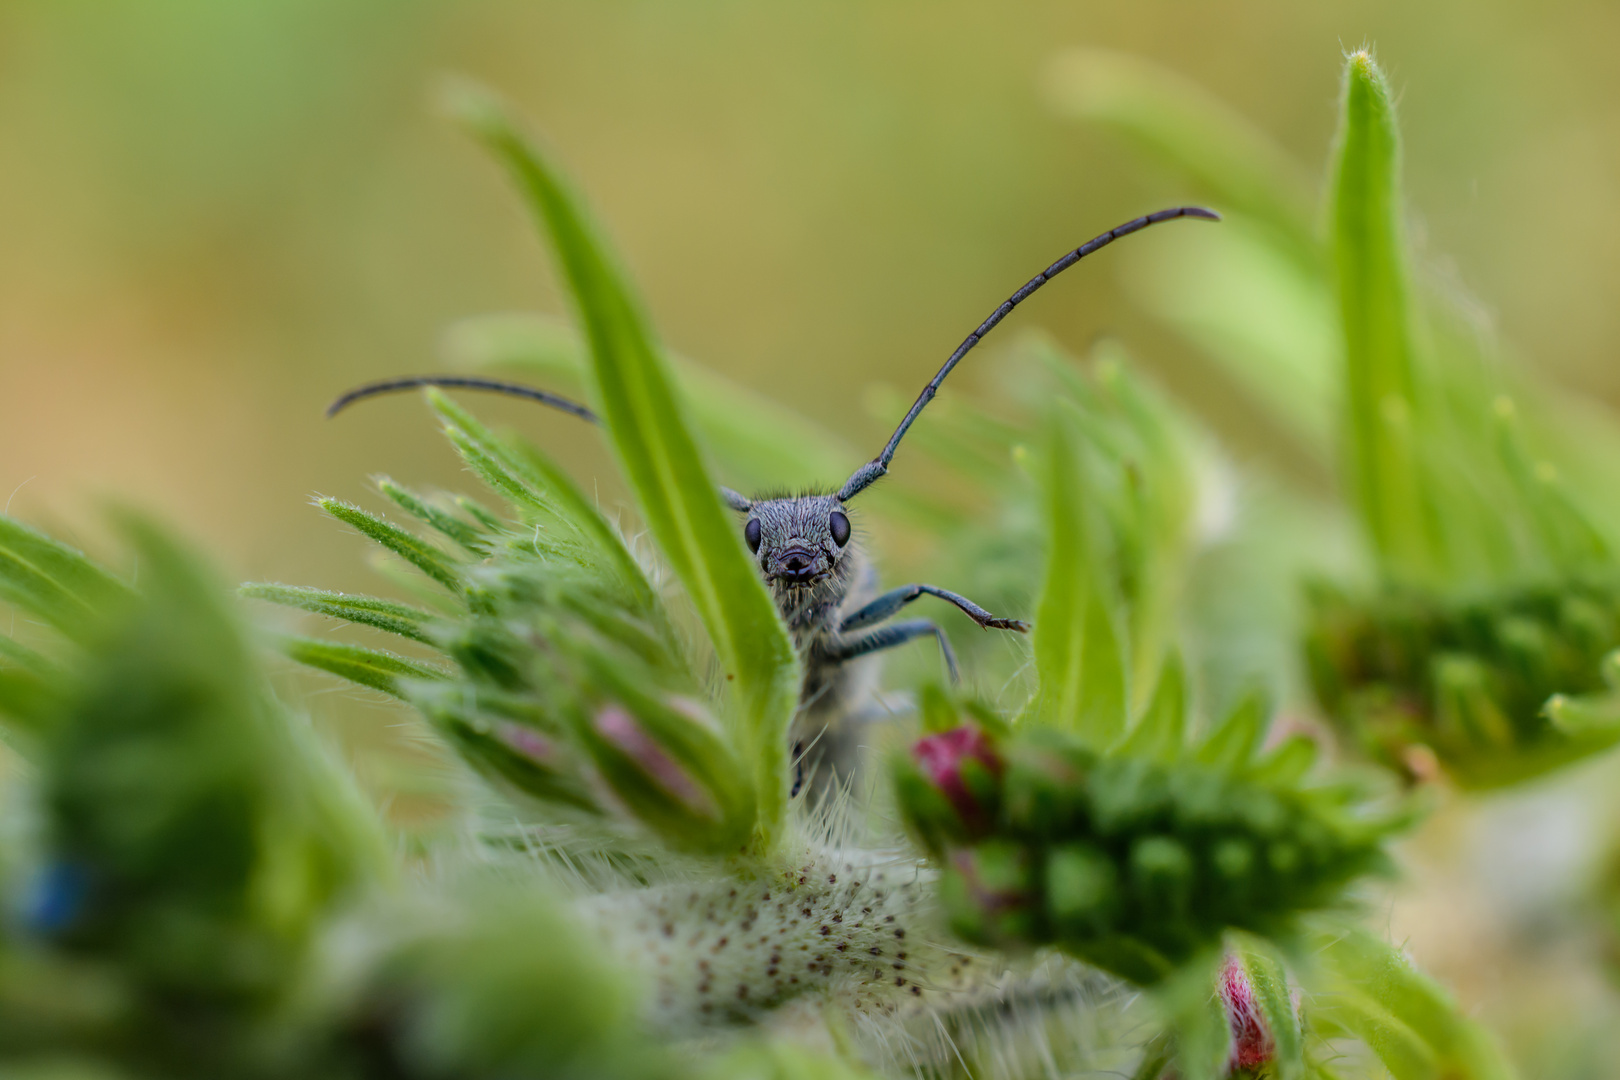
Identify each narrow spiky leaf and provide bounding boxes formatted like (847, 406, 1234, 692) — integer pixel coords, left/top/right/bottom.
(376, 478, 490, 554)
(320, 499, 465, 598)
(449, 84, 798, 849)
(1031, 405, 1127, 744)
(280, 635, 450, 698)
(429, 391, 658, 611)
(241, 583, 440, 646)
(1332, 51, 1441, 583)
(0, 515, 131, 611)
(1311, 928, 1516, 1080)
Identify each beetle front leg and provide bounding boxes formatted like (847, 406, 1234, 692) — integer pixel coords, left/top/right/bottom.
(840, 583, 1029, 634)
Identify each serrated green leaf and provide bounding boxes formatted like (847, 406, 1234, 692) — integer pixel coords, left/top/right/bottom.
(1332, 51, 1443, 584)
(240, 583, 440, 646)
(1031, 405, 1127, 744)
(281, 635, 451, 699)
(449, 83, 799, 850)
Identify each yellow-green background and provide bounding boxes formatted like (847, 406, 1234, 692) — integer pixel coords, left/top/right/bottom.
(4, 3, 1620, 1074)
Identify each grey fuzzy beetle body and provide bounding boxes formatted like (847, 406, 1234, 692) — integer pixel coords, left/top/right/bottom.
(329, 206, 1218, 801)
(724, 486, 1028, 795)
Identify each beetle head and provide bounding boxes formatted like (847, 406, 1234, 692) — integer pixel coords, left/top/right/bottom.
(741, 494, 853, 588)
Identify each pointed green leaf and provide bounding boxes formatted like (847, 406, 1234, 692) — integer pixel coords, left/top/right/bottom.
(1116, 652, 1186, 761)
(320, 498, 465, 598)
(241, 583, 440, 646)
(280, 635, 451, 699)
(450, 84, 799, 849)
(1032, 406, 1127, 744)
(0, 515, 131, 610)
(0, 515, 132, 641)
(1197, 688, 1267, 769)
(1312, 928, 1517, 1080)
(376, 478, 490, 554)
(1331, 51, 1442, 583)
(429, 391, 658, 612)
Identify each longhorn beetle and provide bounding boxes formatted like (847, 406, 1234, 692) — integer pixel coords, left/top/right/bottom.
(329, 206, 1218, 793)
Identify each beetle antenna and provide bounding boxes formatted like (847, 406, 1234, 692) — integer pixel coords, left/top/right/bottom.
(326, 375, 600, 424)
(836, 205, 1218, 501)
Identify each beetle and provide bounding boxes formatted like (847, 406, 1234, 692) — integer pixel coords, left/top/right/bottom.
(329, 206, 1217, 794)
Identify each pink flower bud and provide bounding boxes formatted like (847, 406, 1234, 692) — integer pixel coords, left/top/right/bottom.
(1219, 953, 1276, 1074)
(913, 726, 1003, 828)
(594, 704, 718, 820)
(495, 721, 559, 766)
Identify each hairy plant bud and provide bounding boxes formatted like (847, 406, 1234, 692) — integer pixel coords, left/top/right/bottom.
(1306, 578, 1620, 787)
(893, 725, 1005, 855)
(898, 726, 1403, 986)
(1218, 953, 1275, 1074)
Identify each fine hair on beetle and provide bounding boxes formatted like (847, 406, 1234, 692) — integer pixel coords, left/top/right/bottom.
(329, 206, 1218, 794)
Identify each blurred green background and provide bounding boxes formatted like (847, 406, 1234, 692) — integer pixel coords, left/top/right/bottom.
(9, 1, 1620, 578)
(6, 2, 1620, 1073)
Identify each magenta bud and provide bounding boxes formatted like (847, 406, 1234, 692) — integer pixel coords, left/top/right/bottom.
(913, 725, 1003, 827)
(593, 704, 718, 820)
(1219, 953, 1276, 1074)
(495, 722, 558, 766)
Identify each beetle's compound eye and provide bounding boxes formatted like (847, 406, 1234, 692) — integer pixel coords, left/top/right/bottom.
(745, 518, 762, 553)
(829, 510, 851, 547)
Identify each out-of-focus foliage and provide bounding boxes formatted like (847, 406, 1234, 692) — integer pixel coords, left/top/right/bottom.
(4, 18, 1613, 1079)
(1058, 49, 1620, 791)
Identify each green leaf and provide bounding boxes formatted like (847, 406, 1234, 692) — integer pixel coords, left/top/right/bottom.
(1116, 651, 1187, 762)
(0, 515, 132, 641)
(320, 498, 466, 598)
(1311, 928, 1517, 1080)
(449, 83, 799, 850)
(240, 583, 440, 646)
(1331, 51, 1443, 584)
(280, 635, 451, 699)
(1031, 405, 1127, 744)
(1196, 687, 1267, 769)
(429, 391, 659, 613)
(0, 515, 131, 609)
(376, 478, 490, 554)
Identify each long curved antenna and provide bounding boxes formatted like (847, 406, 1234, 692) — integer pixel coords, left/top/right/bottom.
(325, 373, 757, 511)
(836, 205, 1219, 502)
(326, 375, 600, 423)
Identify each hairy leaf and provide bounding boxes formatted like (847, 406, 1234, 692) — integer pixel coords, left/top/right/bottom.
(449, 84, 799, 850)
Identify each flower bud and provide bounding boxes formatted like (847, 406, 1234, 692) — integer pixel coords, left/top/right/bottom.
(592, 703, 720, 822)
(1216, 951, 1300, 1076)
(912, 725, 1004, 829)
